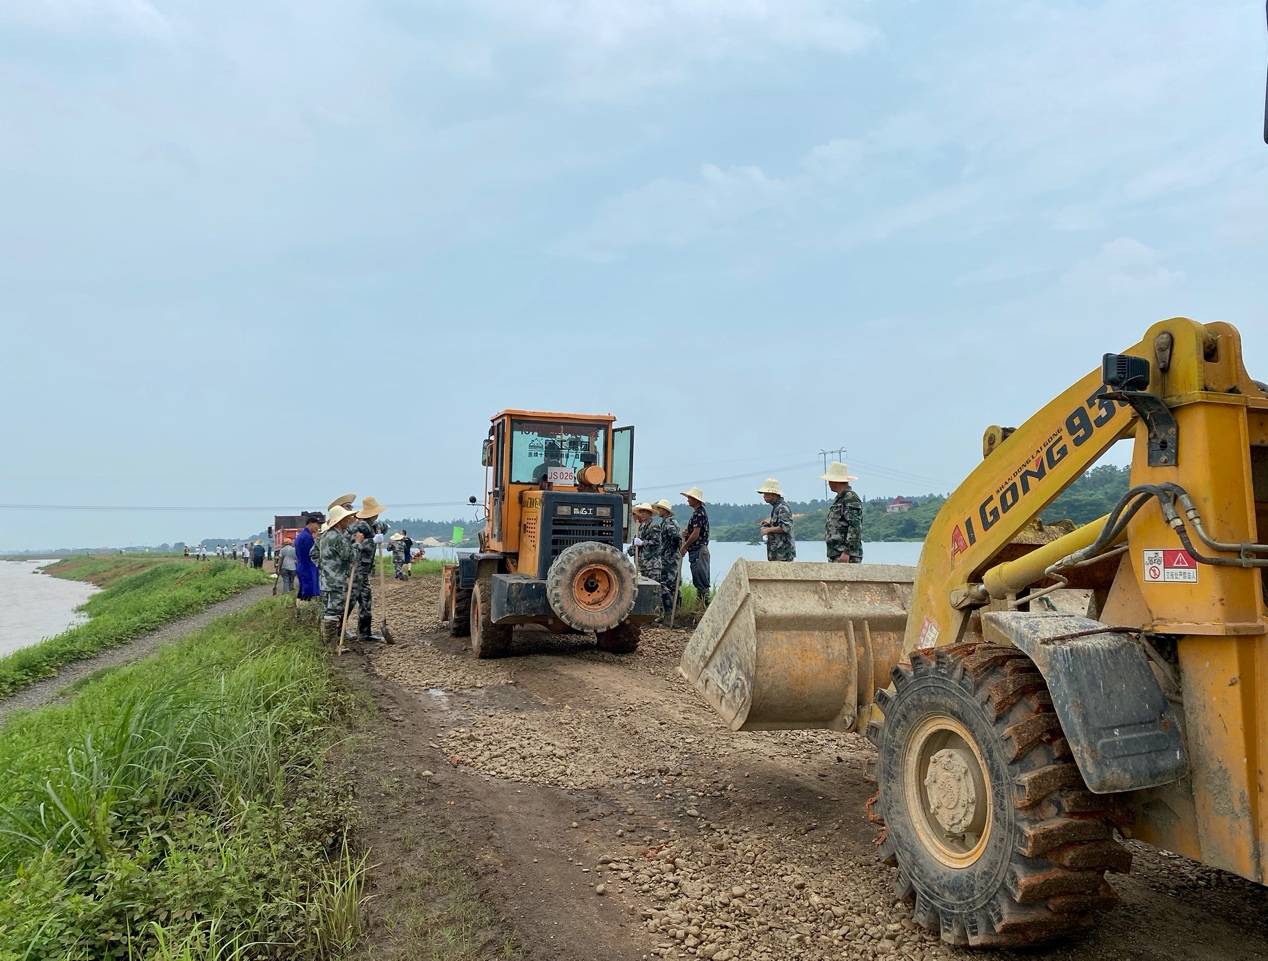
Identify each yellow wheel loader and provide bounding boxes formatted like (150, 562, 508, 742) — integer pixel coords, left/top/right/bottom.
(440, 409, 661, 657)
(682, 317, 1268, 947)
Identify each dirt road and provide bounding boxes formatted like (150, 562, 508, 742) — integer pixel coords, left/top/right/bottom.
(350, 572, 1268, 961)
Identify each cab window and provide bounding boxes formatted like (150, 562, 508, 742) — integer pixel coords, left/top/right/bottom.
(509, 420, 607, 485)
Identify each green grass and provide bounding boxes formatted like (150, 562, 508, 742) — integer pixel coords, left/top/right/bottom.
(0, 558, 267, 697)
(369, 849, 516, 961)
(0, 601, 358, 961)
(373, 556, 446, 577)
(675, 582, 707, 615)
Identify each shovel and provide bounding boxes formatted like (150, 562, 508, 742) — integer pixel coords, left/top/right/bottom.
(337, 568, 355, 657)
(378, 538, 395, 644)
(668, 551, 685, 629)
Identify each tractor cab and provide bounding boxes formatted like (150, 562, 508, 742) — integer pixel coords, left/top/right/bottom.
(479, 410, 635, 566)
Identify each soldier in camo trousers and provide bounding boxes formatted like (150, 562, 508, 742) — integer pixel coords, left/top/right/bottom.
(389, 532, 409, 579)
(653, 499, 682, 617)
(757, 478, 796, 561)
(822, 462, 864, 563)
(318, 505, 358, 643)
(346, 495, 387, 641)
(628, 503, 662, 608)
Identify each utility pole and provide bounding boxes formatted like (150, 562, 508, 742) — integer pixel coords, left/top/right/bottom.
(818, 447, 847, 498)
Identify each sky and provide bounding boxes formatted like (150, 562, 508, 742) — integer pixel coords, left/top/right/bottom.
(1, 0, 1266, 550)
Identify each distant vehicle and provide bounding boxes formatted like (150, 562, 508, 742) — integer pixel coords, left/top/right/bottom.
(271, 516, 305, 554)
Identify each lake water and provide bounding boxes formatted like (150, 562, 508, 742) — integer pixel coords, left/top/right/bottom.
(661, 540, 923, 585)
(0, 560, 99, 657)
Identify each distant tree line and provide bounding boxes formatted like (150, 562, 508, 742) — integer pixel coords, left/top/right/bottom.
(691, 465, 1131, 543)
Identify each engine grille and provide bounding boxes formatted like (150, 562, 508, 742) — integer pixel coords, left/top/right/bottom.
(549, 515, 616, 558)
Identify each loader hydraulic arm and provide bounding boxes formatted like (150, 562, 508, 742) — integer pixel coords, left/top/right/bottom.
(903, 316, 1268, 654)
(903, 366, 1136, 651)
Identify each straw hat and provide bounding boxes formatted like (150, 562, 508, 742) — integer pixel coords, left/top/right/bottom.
(325, 504, 356, 531)
(820, 461, 858, 483)
(356, 495, 386, 519)
(328, 493, 356, 511)
(654, 499, 674, 513)
(389, 531, 405, 542)
(680, 487, 705, 503)
(756, 478, 783, 496)
(632, 502, 654, 514)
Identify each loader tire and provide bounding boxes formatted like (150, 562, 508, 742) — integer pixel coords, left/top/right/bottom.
(470, 583, 511, 658)
(867, 643, 1129, 948)
(546, 542, 637, 632)
(596, 622, 640, 654)
(449, 587, 471, 637)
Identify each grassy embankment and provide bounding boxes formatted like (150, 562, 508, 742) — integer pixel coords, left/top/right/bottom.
(0, 601, 364, 960)
(0, 557, 267, 697)
(1, 558, 514, 960)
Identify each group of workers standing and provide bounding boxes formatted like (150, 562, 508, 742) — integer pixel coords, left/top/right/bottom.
(629, 487, 711, 619)
(626, 462, 863, 619)
(756, 461, 864, 564)
(287, 493, 394, 645)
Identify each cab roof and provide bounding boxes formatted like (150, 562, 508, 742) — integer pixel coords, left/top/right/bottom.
(491, 409, 616, 424)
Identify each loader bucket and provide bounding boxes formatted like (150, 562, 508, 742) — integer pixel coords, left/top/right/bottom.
(680, 560, 915, 733)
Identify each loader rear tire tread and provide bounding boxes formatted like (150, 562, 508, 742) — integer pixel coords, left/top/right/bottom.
(450, 587, 472, 637)
(867, 643, 1129, 948)
(596, 622, 640, 654)
(546, 542, 637, 632)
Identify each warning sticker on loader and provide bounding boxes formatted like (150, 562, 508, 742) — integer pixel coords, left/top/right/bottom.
(1142, 549, 1198, 583)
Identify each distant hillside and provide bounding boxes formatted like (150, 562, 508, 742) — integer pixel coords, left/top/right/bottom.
(698, 465, 1131, 543)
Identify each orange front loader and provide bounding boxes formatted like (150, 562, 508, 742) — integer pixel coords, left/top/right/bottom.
(440, 410, 660, 657)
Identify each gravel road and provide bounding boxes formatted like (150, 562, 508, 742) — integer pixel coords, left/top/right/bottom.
(0, 584, 274, 721)
(353, 573, 1268, 961)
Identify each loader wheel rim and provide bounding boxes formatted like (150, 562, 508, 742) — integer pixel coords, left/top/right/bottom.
(572, 564, 617, 613)
(904, 714, 992, 869)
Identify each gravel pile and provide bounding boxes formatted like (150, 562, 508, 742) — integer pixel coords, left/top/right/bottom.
(610, 829, 945, 961)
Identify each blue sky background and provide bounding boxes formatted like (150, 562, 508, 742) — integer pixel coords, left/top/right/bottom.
(1, 0, 1265, 550)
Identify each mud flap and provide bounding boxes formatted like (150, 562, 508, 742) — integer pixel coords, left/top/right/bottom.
(490, 574, 549, 623)
(981, 611, 1187, 794)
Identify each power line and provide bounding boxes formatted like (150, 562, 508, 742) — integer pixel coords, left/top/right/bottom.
(0, 455, 954, 514)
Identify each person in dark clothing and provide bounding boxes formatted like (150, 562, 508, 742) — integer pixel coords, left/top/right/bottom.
(401, 530, 414, 578)
(679, 487, 711, 605)
(295, 513, 323, 600)
(251, 541, 266, 568)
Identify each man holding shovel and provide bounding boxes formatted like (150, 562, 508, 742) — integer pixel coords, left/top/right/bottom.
(653, 499, 682, 622)
(346, 495, 387, 642)
(318, 505, 357, 644)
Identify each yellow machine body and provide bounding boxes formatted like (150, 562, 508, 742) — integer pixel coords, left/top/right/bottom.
(683, 318, 1268, 888)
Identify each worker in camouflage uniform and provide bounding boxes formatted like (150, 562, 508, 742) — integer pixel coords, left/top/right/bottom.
(346, 495, 386, 641)
(757, 478, 796, 561)
(318, 504, 358, 643)
(822, 462, 864, 563)
(312, 493, 356, 571)
(653, 499, 682, 617)
(679, 487, 711, 606)
(628, 503, 662, 601)
(389, 531, 409, 579)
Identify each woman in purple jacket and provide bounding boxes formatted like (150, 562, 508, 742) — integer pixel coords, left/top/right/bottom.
(295, 513, 322, 600)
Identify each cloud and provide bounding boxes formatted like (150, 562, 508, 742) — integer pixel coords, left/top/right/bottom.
(1061, 237, 1185, 294)
(1, 0, 173, 39)
(464, 0, 877, 99)
(558, 162, 789, 260)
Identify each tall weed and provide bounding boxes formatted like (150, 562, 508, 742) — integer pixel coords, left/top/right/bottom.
(0, 603, 356, 961)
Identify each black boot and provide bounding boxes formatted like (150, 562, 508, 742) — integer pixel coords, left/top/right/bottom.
(357, 613, 382, 642)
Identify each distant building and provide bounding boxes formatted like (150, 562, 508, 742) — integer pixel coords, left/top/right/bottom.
(886, 496, 914, 514)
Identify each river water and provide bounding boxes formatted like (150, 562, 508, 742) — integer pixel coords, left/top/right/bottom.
(0, 560, 99, 657)
(656, 540, 923, 584)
